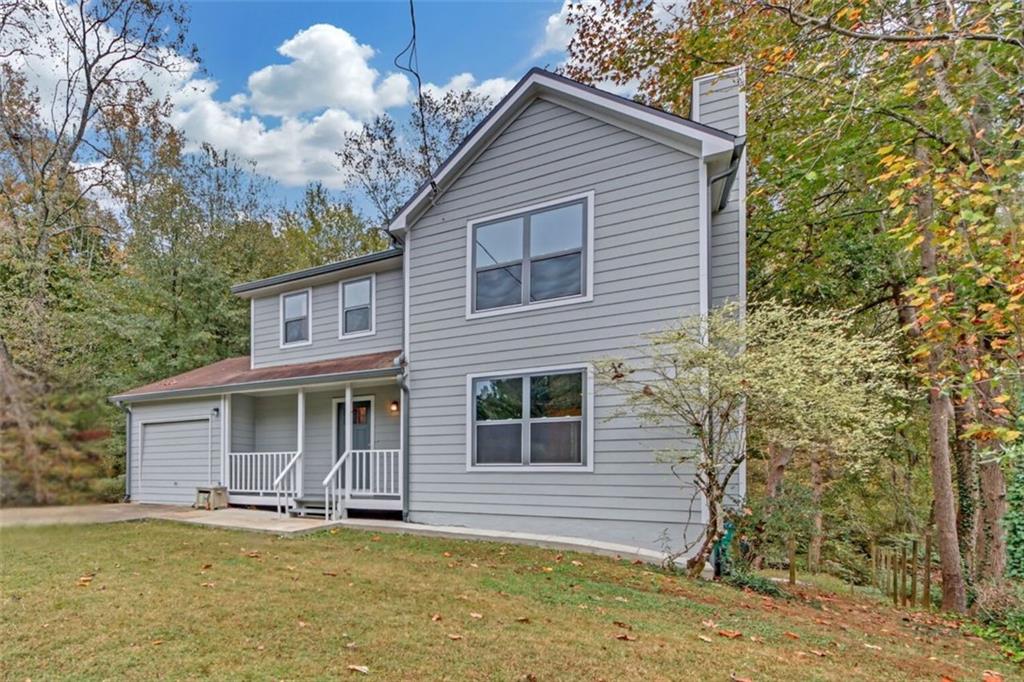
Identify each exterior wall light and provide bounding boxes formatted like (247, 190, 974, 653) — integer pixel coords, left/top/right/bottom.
(389, 400, 400, 415)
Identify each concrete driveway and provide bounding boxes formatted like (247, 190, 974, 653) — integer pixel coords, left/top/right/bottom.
(0, 503, 180, 528)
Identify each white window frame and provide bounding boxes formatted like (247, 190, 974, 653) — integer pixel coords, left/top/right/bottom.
(465, 363, 595, 472)
(338, 273, 376, 339)
(465, 191, 595, 320)
(279, 288, 313, 348)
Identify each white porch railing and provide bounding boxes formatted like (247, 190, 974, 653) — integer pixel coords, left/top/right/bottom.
(323, 449, 403, 521)
(228, 451, 298, 495)
(273, 451, 302, 516)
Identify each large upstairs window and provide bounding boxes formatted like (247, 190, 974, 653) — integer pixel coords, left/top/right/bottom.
(468, 193, 593, 317)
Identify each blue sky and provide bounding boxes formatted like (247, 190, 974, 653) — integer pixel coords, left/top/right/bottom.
(165, 1, 574, 204)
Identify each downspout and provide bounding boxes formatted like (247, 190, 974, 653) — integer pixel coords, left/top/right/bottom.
(708, 137, 746, 211)
(116, 401, 133, 502)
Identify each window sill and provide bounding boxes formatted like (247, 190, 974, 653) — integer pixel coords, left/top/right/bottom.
(465, 463, 593, 473)
(339, 330, 376, 340)
(466, 293, 593, 321)
(279, 340, 312, 349)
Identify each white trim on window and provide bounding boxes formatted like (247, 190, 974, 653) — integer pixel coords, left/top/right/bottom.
(338, 273, 377, 339)
(464, 191, 595, 320)
(279, 287, 313, 349)
(465, 363, 595, 473)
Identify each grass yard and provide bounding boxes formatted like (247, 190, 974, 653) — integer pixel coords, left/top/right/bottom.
(0, 521, 1012, 681)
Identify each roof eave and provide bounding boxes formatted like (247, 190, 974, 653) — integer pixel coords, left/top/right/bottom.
(230, 249, 403, 298)
(109, 365, 402, 404)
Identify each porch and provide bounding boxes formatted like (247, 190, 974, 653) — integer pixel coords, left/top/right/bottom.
(223, 379, 403, 519)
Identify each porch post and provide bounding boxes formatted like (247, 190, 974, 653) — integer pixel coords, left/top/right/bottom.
(221, 394, 230, 487)
(344, 385, 353, 504)
(297, 389, 305, 497)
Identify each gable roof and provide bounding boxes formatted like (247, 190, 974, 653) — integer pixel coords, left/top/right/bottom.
(387, 68, 738, 236)
(110, 350, 401, 403)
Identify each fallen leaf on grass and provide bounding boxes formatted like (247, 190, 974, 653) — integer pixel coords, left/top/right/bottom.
(783, 632, 800, 640)
(614, 633, 636, 641)
(718, 630, 743, 639)
(469, 612, 483, 619)
(698, 635, 713, 643)
(244, 551, 260, 558)
(863, 643, 881, 650)
(371, 535, 381, 541)
(431, 614, 443, 622)
(983, 672, 1004, 682)
(447, 633, 463, 640)
(613, 596, 629, 603)
(729, 676, 752, 682)
(297, 621, 308, 628)
(613, 621, 631, 630)
(346, 642, 358, 649)
(701, 620, 718, 629)
(76, 575, 94, 587)
(515, 617, 531, 624)
(200, 582, 215, 588)
(200, 563, 213, 570)
(322, 571, 338, 577)
(347, 665, 369, 674)
(571, 560, 583, 567)
(809, 650, 827, 657)
(749, 636, 764, 643)
(442, 552, 452, 558)
(151, 640, 163, 646)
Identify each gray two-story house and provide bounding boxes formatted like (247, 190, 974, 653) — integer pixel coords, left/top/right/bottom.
(111, 67, 747, 555)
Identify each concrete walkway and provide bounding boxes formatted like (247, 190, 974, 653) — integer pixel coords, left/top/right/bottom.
(0, 503, 180, 527)
(1, 503, 679, 567)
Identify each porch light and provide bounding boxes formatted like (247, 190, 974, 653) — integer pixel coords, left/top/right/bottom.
(389, 400, 400, 415)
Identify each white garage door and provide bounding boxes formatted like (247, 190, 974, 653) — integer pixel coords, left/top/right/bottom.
(138, 419, 213, 505)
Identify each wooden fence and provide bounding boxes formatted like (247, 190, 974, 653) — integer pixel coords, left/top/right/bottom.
(870, 528, 934, 609)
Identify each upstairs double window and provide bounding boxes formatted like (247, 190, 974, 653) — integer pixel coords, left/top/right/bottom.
(280, 289, 311, 347)
(469, 193, 593, 317)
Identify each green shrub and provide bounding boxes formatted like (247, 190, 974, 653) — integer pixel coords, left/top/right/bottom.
(967, 579, 1024, 664)
(89, 475, 125, 502)
(723, 569, 789, 598)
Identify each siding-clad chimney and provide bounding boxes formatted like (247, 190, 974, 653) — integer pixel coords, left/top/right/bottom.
(692, 66, 746, 309)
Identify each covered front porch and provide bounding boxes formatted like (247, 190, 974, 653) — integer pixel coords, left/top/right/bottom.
(224, 378, 404, 519)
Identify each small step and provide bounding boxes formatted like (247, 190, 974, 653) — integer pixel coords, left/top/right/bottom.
(289, 495, 328, 518)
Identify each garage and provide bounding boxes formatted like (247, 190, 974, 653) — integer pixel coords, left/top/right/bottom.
(136, 413, 221, 505)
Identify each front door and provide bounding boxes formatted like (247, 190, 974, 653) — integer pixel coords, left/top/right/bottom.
(336, 399, 373, 458)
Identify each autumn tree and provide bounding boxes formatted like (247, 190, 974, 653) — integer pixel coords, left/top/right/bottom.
(567, 0, 1022, 612)
(597, 302, 905, 576)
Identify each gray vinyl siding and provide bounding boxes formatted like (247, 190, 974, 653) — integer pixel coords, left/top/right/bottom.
(250, 267, 403, 368)
(406, 97, 706, 554)
(230, 395, 254, 452)
(130, 398, 222, 505)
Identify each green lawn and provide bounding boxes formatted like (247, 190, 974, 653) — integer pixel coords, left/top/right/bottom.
(0, 521, 1010, 680)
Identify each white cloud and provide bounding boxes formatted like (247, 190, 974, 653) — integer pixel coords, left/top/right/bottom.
(6, 6, 516, 191)
(424, 73, 517, 102)
(246, 24, 410, 118)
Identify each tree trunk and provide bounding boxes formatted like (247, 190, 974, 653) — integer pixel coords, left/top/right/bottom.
(808, 455, 825, 573)
(915, 134, 967, 612)
(951, 385, 979, 576)
(976, 459, 1008, 581)
(750, 444, 793, 569)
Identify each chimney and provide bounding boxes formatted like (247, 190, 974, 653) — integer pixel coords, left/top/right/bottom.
(692, 66, 746, 310)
